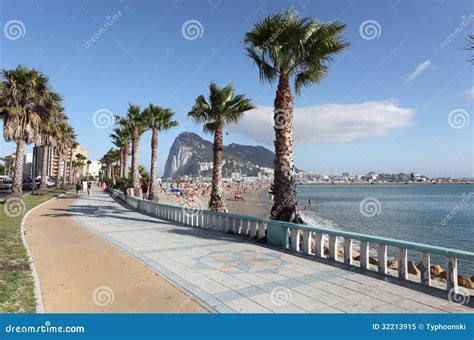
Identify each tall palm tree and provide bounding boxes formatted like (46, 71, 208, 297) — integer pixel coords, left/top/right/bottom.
(69, 140, 78, 184)
(116, 104, 145, 196)
(37, 99, 64, 194)
(110, 127, 129, 178)
(0, 66, 56, 195)
(142, 104, 178, 201)
(54, 121, 72, 189)
(245, 9, 348, 222)
(188, 83, 255, 211)
(86, 160, 92, 177)
(61, 125, 75, 188)
(75, 153, 86, 181)
(101, 149, 120, 185)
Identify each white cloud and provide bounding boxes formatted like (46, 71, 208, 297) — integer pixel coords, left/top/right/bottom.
(407, 59, 432, 82)
(233, 101, 414, 145)
(462, 86, 474, 100)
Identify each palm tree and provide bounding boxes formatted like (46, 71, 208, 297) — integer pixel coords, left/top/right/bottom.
(245, 9, 348, 222)
(86, 160, 92, 177)
(37, 99, 64, 194)
(110, 127, 129, 178)
(188, 83, 255, 211)
(0, 66, 56, 195)
(142, 104, 178, 201)
(69, 141, 78, 184)
(75, 153, 86, 181)
(101, 149, 120, 185)
(54, 121, 73, 189)
(116, 104, 145, 196)
(61, 125, 75, 188)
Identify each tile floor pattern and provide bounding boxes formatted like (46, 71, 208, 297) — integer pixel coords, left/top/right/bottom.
(69, 189, 473, 313)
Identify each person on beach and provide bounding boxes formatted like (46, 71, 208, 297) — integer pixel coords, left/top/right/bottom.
(75, 181, 82, 196)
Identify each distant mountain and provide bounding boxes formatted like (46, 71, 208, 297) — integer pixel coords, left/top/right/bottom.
(163, 132, 275, 178)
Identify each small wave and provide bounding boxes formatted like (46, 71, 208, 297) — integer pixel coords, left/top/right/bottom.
(301, 211, 337, 229)
(300, 211, 379, 256)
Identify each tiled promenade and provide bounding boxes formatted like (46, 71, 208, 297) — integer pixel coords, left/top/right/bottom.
(69, 189, 473, 313)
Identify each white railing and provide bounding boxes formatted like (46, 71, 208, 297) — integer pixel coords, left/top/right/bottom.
(110, 189, 473, 294)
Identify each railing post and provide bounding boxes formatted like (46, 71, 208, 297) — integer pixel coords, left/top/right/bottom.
(446, 257, 458, 293)
(223, 216, 229, 232)
(302, 230, 312, 255)
(344, 238, 352, 265)
(378, 244, 387, 274)
(328, 235, 337, 260)
(241, 220, 249, 236)
(290, 229, 300, 251)
(235, 218, 242, 235)
(257, 221, 266, 240)
(398, 247, 408, 280)
(250, 221, 257, 238)
(360, 241, 369, 269)
(315, 233, 324, 258)
(420, 252, 431, 286)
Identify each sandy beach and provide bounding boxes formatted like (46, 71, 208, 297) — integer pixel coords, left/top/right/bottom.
(155, 182, 272, 219)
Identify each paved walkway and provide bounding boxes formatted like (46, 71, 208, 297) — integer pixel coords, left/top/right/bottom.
(69, 188, 473, 313)
(25, 193, 208, 313)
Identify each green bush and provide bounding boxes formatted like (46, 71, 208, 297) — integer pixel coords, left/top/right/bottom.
(115, 177, 131, 191)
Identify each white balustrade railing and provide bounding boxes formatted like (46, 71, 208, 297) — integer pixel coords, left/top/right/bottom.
(110, 189, 473, 294)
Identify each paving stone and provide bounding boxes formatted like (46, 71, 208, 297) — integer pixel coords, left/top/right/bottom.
(69, 190, 467, 314)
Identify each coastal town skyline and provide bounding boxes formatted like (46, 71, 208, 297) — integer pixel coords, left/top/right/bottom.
(0, 0, 472, 179)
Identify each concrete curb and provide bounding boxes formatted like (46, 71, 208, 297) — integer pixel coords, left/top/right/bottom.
(20, 191, 68, 313)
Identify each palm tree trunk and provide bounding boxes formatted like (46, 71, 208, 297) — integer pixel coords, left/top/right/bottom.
(119, 148, 124, 178)
(123, 142, 129, 177)
(68, 148, 73, 185)
(62, 156, 67, 187)
(148, 127, 158, 201)
(11, 139, 25, 196)
(38, 146, 49, 194)
(209, 122, 225, 211)
(56, 152, 63, 189)
(270, 74, 303, 223)
(131, 128, 140, 196)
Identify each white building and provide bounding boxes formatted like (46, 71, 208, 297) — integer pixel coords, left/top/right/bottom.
(87, 160, 102, 178)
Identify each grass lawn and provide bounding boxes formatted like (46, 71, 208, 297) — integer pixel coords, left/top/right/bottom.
(0, 189, 70, 313)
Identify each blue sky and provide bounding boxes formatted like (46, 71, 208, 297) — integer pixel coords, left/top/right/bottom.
(0, 0, 472, 178)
